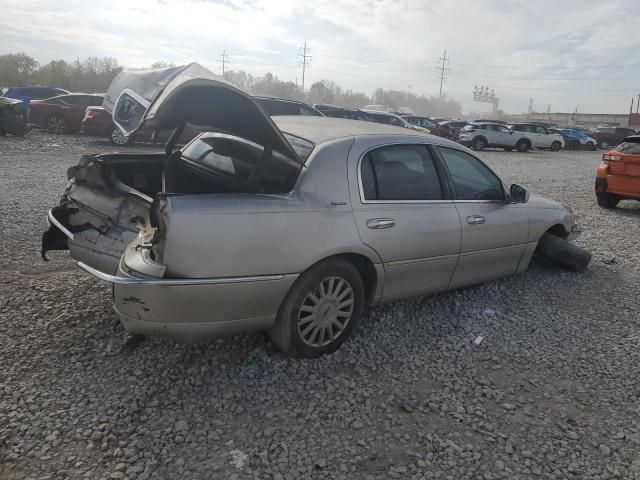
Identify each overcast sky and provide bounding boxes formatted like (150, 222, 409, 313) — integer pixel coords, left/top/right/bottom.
(2, 0, 639, 114)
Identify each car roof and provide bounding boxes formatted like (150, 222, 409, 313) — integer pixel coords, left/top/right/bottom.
(252, 96, 309, 105)
(272, 116, 462, 146)
(274, 116, 421, 143)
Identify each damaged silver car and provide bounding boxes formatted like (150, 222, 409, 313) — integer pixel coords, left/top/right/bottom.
(42, 63, 584, 358)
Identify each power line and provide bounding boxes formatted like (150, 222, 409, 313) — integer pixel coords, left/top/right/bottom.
(298, 41, 311, 93)
(217, 49, 230, 79)
(436, 49, 450, 98)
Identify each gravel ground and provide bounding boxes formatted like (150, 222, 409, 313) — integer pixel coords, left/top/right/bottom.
(1, 131, 640, 480)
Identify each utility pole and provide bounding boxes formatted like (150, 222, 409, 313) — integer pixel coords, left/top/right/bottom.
(298, 41, 311, 93)
(436, 49, 450, 99)
(217, 50, 230, 79)
(636, 93, 639, 114)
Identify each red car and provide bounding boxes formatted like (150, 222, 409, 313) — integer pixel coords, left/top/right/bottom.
(81, 106, 129, 144)
(401, 115, 453, 138)
(82, 106, 203, 146)
(28, 94, 104, 134)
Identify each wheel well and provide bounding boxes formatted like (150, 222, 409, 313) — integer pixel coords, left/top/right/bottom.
(330, 253, 378, 304)
(474, 135, 487, 143)
(546, 223, 569, 239)
(517, 138, 531, 145)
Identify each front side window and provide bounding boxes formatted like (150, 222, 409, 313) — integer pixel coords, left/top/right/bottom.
(438, 147, 504, 201)
(361, 145, 443, 201)
(496, 125, 510, 133)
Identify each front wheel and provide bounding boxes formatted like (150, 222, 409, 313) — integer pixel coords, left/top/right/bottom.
(516, 139, 530, 152)
(568, 140, 580, 150)
(596, 192, 620, 209)
(472, 137, 486, 151)
(268, 258, 364, 358)
(551, 141, 561, 151)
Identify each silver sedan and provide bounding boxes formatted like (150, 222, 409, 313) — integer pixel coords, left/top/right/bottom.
(42, 64, 581, 357)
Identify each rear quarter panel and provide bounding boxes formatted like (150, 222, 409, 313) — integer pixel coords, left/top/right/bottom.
(158, 138, 381, 278)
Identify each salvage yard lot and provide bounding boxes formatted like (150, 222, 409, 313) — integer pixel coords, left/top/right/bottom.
(1, 132, 640, 480)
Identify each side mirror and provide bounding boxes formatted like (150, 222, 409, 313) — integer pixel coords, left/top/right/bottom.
(509, 130, 513, 134)
(510, 184, 529, 203)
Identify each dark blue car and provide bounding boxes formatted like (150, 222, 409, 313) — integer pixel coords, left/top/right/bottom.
(2, 85, 70, 111)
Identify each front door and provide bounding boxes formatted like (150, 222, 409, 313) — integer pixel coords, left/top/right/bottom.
(436, 146, 529, 288)
(350, 141, 461, 300)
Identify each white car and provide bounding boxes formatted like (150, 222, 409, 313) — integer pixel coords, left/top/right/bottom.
(458, 122, 535, 152)
(509, 124, 565, 151)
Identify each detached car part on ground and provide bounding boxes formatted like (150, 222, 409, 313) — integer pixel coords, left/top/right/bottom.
(42, 63, 590, 358)
(595, 135, 640, 208)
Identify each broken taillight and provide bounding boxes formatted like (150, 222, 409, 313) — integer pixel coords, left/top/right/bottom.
(602, 152, 623, 162)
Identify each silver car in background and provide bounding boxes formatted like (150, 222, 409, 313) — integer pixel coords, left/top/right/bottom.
(42, 63, 581, 358)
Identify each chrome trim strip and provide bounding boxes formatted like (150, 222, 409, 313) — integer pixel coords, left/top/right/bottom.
(47, 208, 75, 240)
(77, 261, 285, 286)
(385, 252, 459, 267)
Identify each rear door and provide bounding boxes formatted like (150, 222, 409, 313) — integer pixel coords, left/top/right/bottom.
(435, 146, 529, 287)
(58, 95, 91, 131)
(350, 140, 461, 300)
(534, 125, 552, 148)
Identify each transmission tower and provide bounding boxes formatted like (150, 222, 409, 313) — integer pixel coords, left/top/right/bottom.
(217, 50, 230, 79)
(436, 50, 450, 99)
(298, 41, 311, 93)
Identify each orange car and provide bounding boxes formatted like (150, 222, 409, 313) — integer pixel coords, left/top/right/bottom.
(595, 134, 640, 208)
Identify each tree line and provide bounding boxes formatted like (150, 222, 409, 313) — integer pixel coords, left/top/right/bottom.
(0, 53, 462, 117)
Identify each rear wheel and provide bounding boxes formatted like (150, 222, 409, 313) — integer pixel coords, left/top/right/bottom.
(587, 142, 596, 151)
(568, 140, 580, 150)
(503, 147, 513, 152)
(472, 137, 486, 151)
(47, 114, 66, 134)
(596, 192, 620, 209)
(109, 125, 129, 145)
(551, 141, 561, 151)
(516, 139, 531, 152)
(268, 258, 364, 358)
(600, 140, 609, 150)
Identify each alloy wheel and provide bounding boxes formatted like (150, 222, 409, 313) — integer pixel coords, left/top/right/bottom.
(47, 116, 66, 134)
(297, 276, 354, 347)
(110, 127, 128, 145)
(473, 138, 485, 151)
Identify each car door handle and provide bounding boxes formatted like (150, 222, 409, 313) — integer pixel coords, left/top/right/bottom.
(466, 215, 486, 225)
(367, 218, 395, 229)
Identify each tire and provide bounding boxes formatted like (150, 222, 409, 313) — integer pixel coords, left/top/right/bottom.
(596, 192, 620, 209)
(46, 114, 66, 134)
(600, 140, 609, 150)
(568, 140, 580, 151)
(551, 141, 561, 152)
(109, 125, 130, 145)
(503, 147, 513, 152)
(586, 142, 596, 151)
(516, 139, 530, 152)
(268, 258, 365, 358)
(472, 137, 486, 151)
(536, 233, 591, 273)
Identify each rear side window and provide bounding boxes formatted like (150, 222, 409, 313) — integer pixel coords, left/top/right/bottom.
(438, 147, 504, 201)
(615, 141, 640, 154)
(361, 145, 443, 201)
(535, 126, 547, 134)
